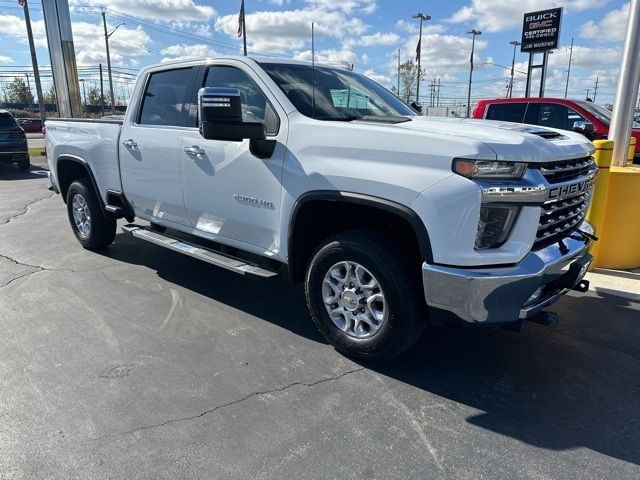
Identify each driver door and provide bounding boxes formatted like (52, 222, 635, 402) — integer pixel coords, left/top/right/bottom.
(180, 63, 287, 256)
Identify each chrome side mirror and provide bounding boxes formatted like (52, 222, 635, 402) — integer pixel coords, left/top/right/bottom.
(573, 120, 595, 133)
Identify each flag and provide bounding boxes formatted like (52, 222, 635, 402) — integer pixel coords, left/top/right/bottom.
(238, 0, 245, 38)
(18, 0, 27, 6)
(415, 38, 421, 62)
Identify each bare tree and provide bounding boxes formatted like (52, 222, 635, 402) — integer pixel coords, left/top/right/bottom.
(394, 61, 425, 104)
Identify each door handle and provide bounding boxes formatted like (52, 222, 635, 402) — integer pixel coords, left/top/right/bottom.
(184, 146, 206, 157)
(122, 139, 138, 151)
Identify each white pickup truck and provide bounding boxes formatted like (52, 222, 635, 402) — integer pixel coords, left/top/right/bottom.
(46, 57, 597, 361)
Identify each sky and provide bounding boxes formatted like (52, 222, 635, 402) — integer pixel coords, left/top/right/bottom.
(0, 0, 634, 106)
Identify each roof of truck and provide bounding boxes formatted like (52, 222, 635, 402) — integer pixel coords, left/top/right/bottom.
(146, 55, 350, 71)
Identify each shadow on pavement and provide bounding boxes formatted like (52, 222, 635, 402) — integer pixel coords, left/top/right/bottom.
(0, 163, 49, 180)
(102, 231, 640, 465)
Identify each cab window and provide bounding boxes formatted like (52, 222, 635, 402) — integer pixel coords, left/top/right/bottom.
(485, 103, 526, 123)
(536, 103, 586, 131)
(204, 66, 279, 135)
(138, 68, 193, 127)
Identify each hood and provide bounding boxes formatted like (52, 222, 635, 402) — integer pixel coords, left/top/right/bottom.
(363, 116, 595, 163)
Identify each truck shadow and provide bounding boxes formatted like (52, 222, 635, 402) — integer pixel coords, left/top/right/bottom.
(103, 232, 640, 466)
(0, 163, 49, 180)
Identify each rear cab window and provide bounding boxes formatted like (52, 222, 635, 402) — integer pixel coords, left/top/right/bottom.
(138, 68, 195, 127)
(485, 103, 527, 123)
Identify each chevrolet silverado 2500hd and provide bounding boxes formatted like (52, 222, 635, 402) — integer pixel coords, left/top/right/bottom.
(45, 57, 597, 361)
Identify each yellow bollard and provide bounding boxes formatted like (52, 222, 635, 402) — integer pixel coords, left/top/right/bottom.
(585, 140, 614, 268)
(628, 136, 637, 165)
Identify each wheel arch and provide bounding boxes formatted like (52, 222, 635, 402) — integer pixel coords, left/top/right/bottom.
(287, 191, 433, 282)
(55, 155, 103, 207)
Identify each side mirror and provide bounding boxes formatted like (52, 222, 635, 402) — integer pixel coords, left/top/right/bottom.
(573, 120, 595, 133)
(409, 101, 423, 114)
(198, 87, 266, 142)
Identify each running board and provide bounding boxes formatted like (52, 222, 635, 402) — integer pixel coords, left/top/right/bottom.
(122, 224, 278, 279)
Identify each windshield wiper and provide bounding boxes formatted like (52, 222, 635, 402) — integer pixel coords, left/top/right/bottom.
(315, 115, 363, 122)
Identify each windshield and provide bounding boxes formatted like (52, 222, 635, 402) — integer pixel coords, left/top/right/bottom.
(260, 62, 415, 120)
(0, 113, 19, 129)
(575, 101, 640, 128)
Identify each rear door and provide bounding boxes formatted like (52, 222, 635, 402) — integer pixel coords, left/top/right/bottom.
(120, 67, 197, 227)
(180, 62, 287, 255)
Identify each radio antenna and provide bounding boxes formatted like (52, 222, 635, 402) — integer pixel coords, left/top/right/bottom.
(311, 22, 316, 119)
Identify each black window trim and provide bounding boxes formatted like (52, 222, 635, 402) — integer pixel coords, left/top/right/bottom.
(136, 66, 196, 128)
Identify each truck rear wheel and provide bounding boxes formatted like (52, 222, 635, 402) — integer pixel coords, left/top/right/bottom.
(66, 179, 116, 250)
(305, 230, 426, 362)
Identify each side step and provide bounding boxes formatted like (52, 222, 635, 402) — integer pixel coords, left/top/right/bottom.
(122, 224, 278, 279)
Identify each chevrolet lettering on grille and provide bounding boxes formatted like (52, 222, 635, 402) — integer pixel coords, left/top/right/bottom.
(548, 178, 593, 201)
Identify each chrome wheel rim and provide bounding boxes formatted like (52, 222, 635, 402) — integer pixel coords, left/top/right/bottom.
(72, 193, 91, 238)
(322, 261, 387, 339)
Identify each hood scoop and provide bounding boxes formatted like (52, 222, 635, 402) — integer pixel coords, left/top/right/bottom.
(530, 130, 563, 139)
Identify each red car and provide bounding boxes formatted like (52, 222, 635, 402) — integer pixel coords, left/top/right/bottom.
(16, 118, 43, 133)
(472, 97, 640, 162)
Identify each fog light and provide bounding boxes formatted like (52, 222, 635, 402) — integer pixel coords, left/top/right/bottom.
(475, 206, 520, 249)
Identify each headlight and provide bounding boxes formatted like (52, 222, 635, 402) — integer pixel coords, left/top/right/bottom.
(475, 206, 520, 249)
(453, 159, 527, 180)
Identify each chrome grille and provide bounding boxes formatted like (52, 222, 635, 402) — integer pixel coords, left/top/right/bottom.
(535, 192, 591, 248)
(536, 156, 594, 184)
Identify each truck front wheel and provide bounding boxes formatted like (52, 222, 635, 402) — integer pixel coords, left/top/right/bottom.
(305, 230, 426, 362)
(66, 179, 116, 250)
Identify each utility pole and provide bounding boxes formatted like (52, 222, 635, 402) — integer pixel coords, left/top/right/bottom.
(564, 37, 574, 98)
(412, 12, 430, 103)
(593, 77, 599, 102)
(586, 88, 590, 100)
(466, 29, 481, 118)
(609, 0, 640, 166)
(25, 72, 31, 104)
(437, 78, 440, 107)
(102, 11, 124, 113)
(508, 40, 521, 98)
(99, 63, 105, 114)
(396, 48, 400, 96)
(20, 0, 46, 123)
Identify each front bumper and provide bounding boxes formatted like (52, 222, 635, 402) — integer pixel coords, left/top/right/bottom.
(422, 220, 594, 324)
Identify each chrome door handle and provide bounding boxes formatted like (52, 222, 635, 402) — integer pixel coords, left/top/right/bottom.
(184, 146, 206, 157)
(122, 139, 138, 150)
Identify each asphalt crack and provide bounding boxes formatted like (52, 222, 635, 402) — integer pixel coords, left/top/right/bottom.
(0, 253, 76, 289)
(96, 366, 366, 439)
(0, 193, 56, 227)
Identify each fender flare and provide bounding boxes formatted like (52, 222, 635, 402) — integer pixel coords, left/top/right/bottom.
(55, 155, 104, 208)
(287, 190, 433, 273)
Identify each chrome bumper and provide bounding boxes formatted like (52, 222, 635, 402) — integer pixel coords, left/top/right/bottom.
(422, 220, 594, 324)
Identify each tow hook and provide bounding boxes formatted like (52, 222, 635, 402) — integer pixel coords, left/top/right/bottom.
(571, 279, 590, 293)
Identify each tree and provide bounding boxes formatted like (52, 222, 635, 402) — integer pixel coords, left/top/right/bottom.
(86, 86, 104, 106)
(44, 84, 57, 105)
(6, 77, 34, 104)
(395, 61, 425, 104)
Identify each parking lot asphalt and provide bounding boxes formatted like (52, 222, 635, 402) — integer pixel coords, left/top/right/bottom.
(1, 164, 639, 480)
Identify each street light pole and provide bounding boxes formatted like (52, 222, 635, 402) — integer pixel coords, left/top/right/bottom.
(412, 12, 430, 104)
(508, 40, 521, 98)
(20, 0, 46, 124)
(466, 29, 481, 118)
(564, 37, 574, 98)
(102, 11, 124, 113)
(79, 78, 86, 109)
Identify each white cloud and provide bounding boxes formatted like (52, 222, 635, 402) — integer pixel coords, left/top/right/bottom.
(363, 69, 391, 86)
(0, 55, 12, 63)
(448, 0, 608, 33)
(306, 0, 376, 14)
(580, 2, 629, 42)
(358, 32, 401, 47)
(215, 6, 367, 53)
(293, 48, 357, 67)
(80, 0, 216, 24)
(160, 44, 219, 62)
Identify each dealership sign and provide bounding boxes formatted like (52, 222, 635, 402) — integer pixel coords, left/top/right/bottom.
(521, 7, 563, 52)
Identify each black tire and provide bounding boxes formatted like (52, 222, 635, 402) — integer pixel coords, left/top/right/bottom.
(150, 222, 167, 233)
(66, 179, 116, 250)
(16, 155, 30, 172)
(305, 229, 427, 362)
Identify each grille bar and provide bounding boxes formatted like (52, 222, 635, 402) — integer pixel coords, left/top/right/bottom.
(536, 156, 594, 184)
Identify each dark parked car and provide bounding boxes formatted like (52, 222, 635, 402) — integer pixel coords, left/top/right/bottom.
(0, 110, 29, 171)
(16, 117, 43, 133)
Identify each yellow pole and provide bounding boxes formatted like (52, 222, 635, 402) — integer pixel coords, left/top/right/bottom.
(585, 140, 614, 267)
(628, 136, 637, 164)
